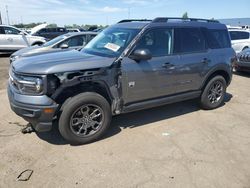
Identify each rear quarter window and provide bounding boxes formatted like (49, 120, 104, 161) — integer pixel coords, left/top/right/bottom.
(203, 29, 231, 49)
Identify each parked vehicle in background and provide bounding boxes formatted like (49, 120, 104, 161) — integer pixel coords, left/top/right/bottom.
(10, 32, 98, 63)
(8, 17, 235, 144)
(67, 28, 86, 32)
(0, 25, 46, 54)
(234, 48, 250, 72)
(229, 29, 250, 53)
(32, 27, 68, 40)
(93, 28, 103, 32)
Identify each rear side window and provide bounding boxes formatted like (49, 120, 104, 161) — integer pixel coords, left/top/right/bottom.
(174, 28, 206, 54)
(229, 31, 250, 40)
(203, 29, 231, 49)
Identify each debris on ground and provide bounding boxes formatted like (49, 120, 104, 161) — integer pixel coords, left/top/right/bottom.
(21, 123, 35, 134)
(17, 169, 33, 181)
(162, 132, 170, 136)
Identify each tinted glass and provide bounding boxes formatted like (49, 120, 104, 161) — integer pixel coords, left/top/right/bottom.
(230, 31, 250, 40)
(174, 28, 206, 53)
(4, 26, 20, 35)
(135, 28, 173, 56)
(61, 35, 87, 47)
(58, 28, 66, 32)
(203, 29, 231, 49)
(0, 27, 5, 34)
(89, 34, 97, 41)
(39, 28, 47, 33)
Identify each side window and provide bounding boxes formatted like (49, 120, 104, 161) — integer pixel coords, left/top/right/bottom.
(58, 28, 65, 32)
(39, 28, 47, 33)
(135, 28, 173, 57)
(47, 28, 56, 32)
(203, 29, 231, 49)
(0, 27, 5, 34)
(89, 35, 96, 41)
(3, 27, 20, 35)
(174, 28, 206, 54)
(230, 31, 250, 40)
(59, 35, 87, 47)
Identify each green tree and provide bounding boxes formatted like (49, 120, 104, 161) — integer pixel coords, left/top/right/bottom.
(182, 12, 188, 19)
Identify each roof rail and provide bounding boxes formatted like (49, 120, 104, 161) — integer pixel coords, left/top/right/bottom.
(152, 17, 219, 23)
(117, 19, 152, 23)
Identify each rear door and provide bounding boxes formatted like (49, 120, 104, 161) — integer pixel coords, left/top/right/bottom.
(0, 26, 28, 51)
(0, 26, 6, 51)
(172, 27, 209, 93)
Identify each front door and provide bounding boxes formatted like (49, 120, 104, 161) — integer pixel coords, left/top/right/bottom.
(121, 28, 179, 104)
(2, 26, 28, 50)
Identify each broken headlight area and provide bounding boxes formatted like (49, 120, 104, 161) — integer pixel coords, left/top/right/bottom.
(46, 75, 60, 96)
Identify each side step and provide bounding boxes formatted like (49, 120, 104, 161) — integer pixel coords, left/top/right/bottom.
(122, 91, 201, 113)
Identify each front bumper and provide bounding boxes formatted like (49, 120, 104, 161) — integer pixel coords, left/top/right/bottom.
(7, 83, 59, 132)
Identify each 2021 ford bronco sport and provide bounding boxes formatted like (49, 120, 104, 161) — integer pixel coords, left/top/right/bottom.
(8, 17, 235, 144)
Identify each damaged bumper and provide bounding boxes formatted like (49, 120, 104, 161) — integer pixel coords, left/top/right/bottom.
(7, 83, 59, 132)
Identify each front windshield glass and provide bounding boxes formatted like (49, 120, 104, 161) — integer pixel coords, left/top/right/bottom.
(43, 35, 68, 47)
(82, 27, 140, 57)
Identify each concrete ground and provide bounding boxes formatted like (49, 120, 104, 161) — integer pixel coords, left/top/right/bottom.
(0, 56, 250, 188)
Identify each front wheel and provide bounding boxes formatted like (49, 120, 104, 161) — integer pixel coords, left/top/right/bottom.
(59, 92, 111, 144)
(200, 76, 227, 110)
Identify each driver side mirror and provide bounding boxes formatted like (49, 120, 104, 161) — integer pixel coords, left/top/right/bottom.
(60, 44, 69, 49)
(129, 49, 152, 62)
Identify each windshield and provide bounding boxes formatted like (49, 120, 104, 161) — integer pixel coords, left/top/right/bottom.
(82, 27, 140, 57)
(43, 35, 68, 47)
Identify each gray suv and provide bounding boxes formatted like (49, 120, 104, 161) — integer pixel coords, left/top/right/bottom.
(8, 17, 235, 144)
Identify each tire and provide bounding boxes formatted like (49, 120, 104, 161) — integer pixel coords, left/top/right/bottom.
(59, 92, 111, 144)
(200, 76, 227, 110)
(242, 46, 248, 51)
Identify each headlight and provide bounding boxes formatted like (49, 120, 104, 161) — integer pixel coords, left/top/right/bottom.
(10, 71, 44, 95)
(10, 55, 20, 63)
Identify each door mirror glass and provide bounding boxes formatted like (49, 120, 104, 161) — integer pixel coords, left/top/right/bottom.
(129, 49, 152, 62)
(60, 43, 69, 49)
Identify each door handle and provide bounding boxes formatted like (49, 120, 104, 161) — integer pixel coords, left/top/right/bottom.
(162, 62, 174, 69)
(7, 38, 13, 42)
(201, 58, 211, 64)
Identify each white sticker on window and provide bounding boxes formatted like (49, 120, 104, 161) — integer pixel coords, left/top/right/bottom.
(104, 43, 120, 52)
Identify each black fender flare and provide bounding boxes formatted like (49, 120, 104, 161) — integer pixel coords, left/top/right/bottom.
(201, 64, 232, 90)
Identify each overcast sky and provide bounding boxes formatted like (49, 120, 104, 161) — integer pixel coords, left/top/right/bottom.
(0, 0, 249, 26)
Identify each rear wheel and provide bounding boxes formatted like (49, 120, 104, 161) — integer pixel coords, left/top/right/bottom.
(59, 92, 111, 144)
(200, 76, 226, 110)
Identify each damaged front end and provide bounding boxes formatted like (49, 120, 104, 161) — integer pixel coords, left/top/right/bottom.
(45, 62, 123, 116)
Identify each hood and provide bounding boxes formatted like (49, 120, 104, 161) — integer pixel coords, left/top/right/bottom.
(12, 50, 116, 75)
(30, 23, 48, 35)
(11, 45, 64, 57)
(12, 45, 43, 57)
